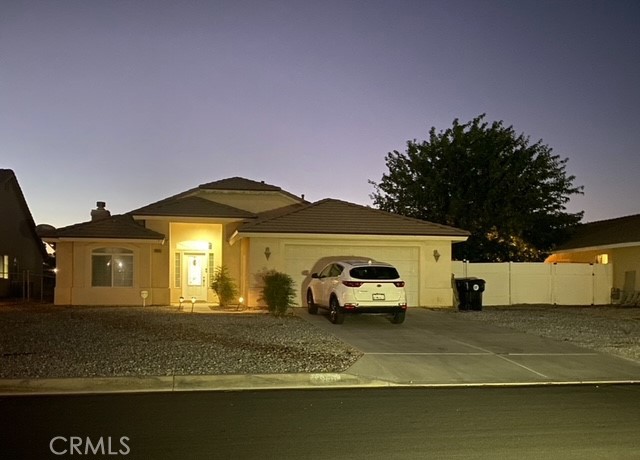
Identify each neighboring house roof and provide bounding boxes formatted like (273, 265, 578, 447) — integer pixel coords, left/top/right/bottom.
(237, 198, 470, 238)
(46, 215, 165, 241)
(130, 196, 255, 218)
(555, 214, 640, 251)
(0, 169, 48, 258)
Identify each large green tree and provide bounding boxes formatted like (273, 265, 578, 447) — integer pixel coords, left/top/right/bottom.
(370, 115, 584, 262)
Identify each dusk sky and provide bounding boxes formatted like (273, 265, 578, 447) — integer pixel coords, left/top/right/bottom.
(2, 0, 639, 228)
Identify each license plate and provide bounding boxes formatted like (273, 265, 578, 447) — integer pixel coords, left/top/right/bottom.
(372, 293, 385, 300)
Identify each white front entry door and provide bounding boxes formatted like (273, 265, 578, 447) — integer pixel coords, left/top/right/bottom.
(184, 253, 208, 300)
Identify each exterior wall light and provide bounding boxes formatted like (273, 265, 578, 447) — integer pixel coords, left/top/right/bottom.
(433, 249, 441, 262)
(264, 247, 271, 260)
(140, 290, 149, 307)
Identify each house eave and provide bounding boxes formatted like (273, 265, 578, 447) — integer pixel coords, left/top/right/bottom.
(45, 237, 166, 245)
(131, 215, 250, 223)
(229, 231, 468, 245)
(554, 241, 640, 253)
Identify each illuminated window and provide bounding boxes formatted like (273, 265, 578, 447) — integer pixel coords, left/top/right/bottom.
(596, 254, 609, 264)
(92, 248, 133, 287)
(0, 255, 8, 279)
(174, 253, 181, 288)
(208, 253, 215, 284)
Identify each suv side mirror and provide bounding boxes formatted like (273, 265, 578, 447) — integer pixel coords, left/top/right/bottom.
(311, 273, 319, 279)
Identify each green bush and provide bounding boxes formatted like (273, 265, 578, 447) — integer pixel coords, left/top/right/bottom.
(259, 270, 296, 316)
(211, 266, 238, 307)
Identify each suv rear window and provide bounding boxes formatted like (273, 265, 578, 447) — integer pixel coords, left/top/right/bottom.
(349, 266, 400, 280)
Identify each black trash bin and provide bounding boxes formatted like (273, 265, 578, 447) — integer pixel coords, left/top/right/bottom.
(455, 278, 486, 311)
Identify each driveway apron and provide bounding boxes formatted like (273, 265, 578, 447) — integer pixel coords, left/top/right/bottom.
(297, 308, 640, 385)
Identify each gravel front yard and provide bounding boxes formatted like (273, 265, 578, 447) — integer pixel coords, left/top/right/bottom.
(1, 304, 638, 380)
(0, 305, 361, 379)
(447, 305, 640, 363)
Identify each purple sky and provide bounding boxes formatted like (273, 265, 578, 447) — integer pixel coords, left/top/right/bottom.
(2, 0, 639, 228)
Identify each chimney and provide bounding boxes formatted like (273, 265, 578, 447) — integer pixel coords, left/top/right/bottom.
(91, 201, 111, 221)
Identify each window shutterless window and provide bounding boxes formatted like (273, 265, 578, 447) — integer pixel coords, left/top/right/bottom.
(0, 255, 9, 279)
(92, 248, 133, 287)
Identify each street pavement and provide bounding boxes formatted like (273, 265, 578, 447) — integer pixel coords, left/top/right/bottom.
(2, 385, 640, 459)
(1, 308, 639, 395)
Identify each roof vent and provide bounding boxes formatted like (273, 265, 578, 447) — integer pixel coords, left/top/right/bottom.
(91, 201, 111, 221)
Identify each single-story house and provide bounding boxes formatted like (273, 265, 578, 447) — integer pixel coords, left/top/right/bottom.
(546, 214, 640, 295)
(43, 177, 469, 307)
(0, 169, 48, 299)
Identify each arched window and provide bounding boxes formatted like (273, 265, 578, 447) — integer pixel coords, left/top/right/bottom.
(92, 247, 133, 287)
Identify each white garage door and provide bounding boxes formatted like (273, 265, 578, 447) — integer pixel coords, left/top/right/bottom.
(284, 243, 420, 307)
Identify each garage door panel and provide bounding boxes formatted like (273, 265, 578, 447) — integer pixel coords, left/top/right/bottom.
(284, 244, 420, 307)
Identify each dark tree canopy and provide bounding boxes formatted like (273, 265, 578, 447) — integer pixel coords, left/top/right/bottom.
(370, 115, 584, 262)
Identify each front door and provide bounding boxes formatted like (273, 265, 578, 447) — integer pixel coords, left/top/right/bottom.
(184, 253, 208, 301)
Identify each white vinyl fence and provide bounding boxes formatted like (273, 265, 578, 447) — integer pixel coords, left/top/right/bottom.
(451, 262, 613, 306)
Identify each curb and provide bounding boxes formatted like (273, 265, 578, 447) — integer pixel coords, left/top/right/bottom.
(0, 373, 393, 396)
(1, 374, 639, 396)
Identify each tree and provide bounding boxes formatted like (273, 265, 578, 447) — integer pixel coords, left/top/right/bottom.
(370, 115, 584, 262)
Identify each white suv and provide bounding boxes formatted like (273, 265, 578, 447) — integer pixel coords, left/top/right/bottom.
(306, 260, 408, 324)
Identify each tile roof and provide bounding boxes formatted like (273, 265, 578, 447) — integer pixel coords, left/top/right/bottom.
(130, 196, 255, 218)
(555, 214, 640, 251)
(198, 177, 284, 191)
(238, 199, 470, 237)
(48, 215, 165, 240)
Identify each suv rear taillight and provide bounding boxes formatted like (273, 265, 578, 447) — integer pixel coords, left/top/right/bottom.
(342, 281, 363, 288)
(393, 281, 405, 288)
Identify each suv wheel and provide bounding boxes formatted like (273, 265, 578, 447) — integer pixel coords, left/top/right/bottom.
(329, 297, 345, 324)
(307, 290, 318, 315)
(391, 311, 405, 324)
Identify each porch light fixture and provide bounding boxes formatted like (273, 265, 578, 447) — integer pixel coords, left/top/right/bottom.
(264, 247, 271, 260)
(191, 296, 196, 313)
(433, 249, 441, 262)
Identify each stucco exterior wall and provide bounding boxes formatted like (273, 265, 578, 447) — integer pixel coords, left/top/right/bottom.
(54, 240, 164, 305)
(168, 222, 223, 304)
(241, 235, 455, 308)
(611, 246, 640, 291)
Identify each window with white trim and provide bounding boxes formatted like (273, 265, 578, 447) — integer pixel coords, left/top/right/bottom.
(0, 255, 8, 279)
(92, 248, 133, 287)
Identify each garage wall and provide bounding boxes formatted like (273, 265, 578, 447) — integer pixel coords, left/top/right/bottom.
(243, 235, 456, 308)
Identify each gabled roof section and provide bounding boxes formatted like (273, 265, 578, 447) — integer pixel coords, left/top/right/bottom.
(198, 177, 283, 191)
(238, 199, 470, 237)
(555, 214, 640, 251)
(198, 176, 305, 203)
(0, 169, 48, 258)
(47, 215, 165, 241)
(130, 196, 255, 219)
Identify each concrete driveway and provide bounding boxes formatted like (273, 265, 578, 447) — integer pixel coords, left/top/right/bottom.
(297, 308, 640, 385)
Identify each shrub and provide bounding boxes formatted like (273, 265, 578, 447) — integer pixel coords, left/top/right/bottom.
(259, 270, 296, 316)
(211, 266, 238, 307)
